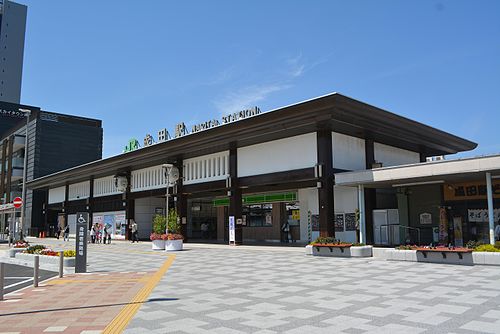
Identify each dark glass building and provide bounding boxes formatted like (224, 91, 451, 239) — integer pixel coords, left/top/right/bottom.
(0, 100, 102, 236)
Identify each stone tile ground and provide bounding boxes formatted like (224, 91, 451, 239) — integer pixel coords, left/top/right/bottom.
(125, 245, 500, 334)
(3, 239, 500, 333)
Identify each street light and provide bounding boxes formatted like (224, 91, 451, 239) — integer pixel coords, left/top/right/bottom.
(18, 108, 31, 239)
(162, 164, 179, 236)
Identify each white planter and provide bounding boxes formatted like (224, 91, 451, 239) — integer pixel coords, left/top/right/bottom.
(306, 245, 372, 257)
(15, 252, 75, 267)
(151, 239, 166, 250)
(8, 247, 27, 258)
(165, 239, 183, 251)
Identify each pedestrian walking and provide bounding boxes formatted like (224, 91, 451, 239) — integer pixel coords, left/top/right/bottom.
(103, 226, 108, 245)
(131, 220, 138, 243)
(107, 230, 112, 244)
(56, 225, 62, 239)
(90, 225, 96, 243)
(63, 224, 70, 241)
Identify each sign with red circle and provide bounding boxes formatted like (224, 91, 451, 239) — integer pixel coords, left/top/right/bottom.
(13, 197, 23, 208)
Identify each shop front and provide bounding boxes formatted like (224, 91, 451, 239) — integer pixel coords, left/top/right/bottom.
(336, 154, 500, 246)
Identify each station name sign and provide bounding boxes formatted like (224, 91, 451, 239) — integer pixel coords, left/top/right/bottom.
(124, 106, 261, 153)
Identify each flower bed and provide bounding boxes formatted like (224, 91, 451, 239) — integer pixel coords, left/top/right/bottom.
(150, 233, 184, 251)
(15, 252, 75, 267)
(306, 237, 372, 257)
(373, 245, 500, 266)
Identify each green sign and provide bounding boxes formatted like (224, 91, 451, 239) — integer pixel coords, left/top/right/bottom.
(124, 138, 140, 153)
(213, 192, 297, 207)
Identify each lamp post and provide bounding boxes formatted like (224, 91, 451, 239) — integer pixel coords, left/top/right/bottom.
(18, 108, 31, 239)
(162, 164, 179, 236)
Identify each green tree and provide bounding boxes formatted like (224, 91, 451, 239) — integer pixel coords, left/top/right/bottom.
(152, 214, 166, 234)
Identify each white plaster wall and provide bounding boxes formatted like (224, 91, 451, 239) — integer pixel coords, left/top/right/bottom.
(237, 133, 317, 177)
(374, 142, 420, 167)
(332, 132, 366, 170)
(134, 197, 165, 239)
(298, 188, 319, 242)
(68, 181, 90, 201)
(48, 186, 65, 204)
(334, 185, 359, 243)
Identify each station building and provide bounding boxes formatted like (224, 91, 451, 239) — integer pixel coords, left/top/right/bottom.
(25, 92, 481, 245)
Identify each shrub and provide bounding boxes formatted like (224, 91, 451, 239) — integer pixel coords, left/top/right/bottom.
(466, 240, 483, 249)
(63, 250, 76, 257)
(152, 214, 167, 235)
(167, 209, 181, 234)
(24, 244, 46, 254)
(396, 245, 414, 250)
(474, 244, 500, 252)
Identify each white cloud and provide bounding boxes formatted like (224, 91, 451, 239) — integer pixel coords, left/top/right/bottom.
(214, 83, 292, 115)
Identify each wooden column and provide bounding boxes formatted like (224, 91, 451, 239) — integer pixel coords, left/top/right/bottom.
(364, 138, 376, 244)
(124, 172, 134, 240)
(317, 129, 334, 237)
(228, 144, 243, 244)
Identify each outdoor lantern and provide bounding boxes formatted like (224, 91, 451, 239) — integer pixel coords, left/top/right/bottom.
(114, 175, 128, 192)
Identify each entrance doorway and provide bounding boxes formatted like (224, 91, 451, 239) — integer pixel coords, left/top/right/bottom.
(188, 198, 218, 240)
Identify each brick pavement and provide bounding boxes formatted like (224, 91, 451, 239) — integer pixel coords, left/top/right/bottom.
(0, 239, 175, 334)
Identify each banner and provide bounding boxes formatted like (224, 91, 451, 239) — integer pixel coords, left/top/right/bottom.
(453, 216, 463, 247)
(439, 208, 448, 244)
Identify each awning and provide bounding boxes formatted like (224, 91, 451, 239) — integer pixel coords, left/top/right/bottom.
(335, 154, 500, 188)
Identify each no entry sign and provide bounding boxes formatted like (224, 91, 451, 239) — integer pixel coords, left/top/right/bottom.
(13, 197, 23, 209)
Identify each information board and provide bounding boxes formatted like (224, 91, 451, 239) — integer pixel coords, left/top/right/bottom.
(344, 213, 357, 231)
(229, 216, 235, 244)
(75, 212, 88, 273)
(335, 214, 345, 232)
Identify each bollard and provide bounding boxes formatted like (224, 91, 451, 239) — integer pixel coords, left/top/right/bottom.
(0, 262, 4, 301)
(59, 251, 64, 278)
(34, 255, 39, 287)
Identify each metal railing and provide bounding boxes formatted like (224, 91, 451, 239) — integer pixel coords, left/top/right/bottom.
(376, 224, 421, 246)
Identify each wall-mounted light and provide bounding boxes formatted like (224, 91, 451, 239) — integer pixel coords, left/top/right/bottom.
(226, 176, 232, 188)
(316, 181, 322, 189)
(227, 190, 232, 196)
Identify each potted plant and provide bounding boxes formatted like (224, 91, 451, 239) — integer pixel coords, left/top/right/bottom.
(165, 209, 183, 251)
(150, 214, 167, 250)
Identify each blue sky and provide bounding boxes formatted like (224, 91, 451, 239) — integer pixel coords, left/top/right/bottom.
(18, 0, 500, 158)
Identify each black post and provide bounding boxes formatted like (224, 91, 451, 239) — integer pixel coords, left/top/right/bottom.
(75, 212, 88, 273)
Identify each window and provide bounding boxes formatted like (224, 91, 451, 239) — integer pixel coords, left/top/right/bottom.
(243, 204, 273, 227)
(286, 203, 300, 226)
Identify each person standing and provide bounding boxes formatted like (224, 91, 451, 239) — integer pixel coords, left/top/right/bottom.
(131, 220, 138, 243)
(103, 226, 108, 245)
(56, 225, 62, 239)
(495, 219, 500, 242)
(281, 221, 290, 243)
(201, 222, 209, 239)
(90, 224, 96, 244)
(63, 224, 70, 241)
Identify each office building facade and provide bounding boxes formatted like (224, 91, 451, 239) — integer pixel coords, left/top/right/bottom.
(0, 101, 103, 236)
(0, 0, 27, 103)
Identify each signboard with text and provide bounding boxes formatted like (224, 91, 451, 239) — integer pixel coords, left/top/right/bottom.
(444, 181, 500, 201)
(75, 212, 88, 273)
(228, 216, 235, 244)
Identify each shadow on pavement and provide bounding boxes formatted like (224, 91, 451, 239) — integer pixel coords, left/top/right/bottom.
(0, 297, 179, 317)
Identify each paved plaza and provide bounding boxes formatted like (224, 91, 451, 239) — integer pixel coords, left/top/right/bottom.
(1, 240, 500, 333)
